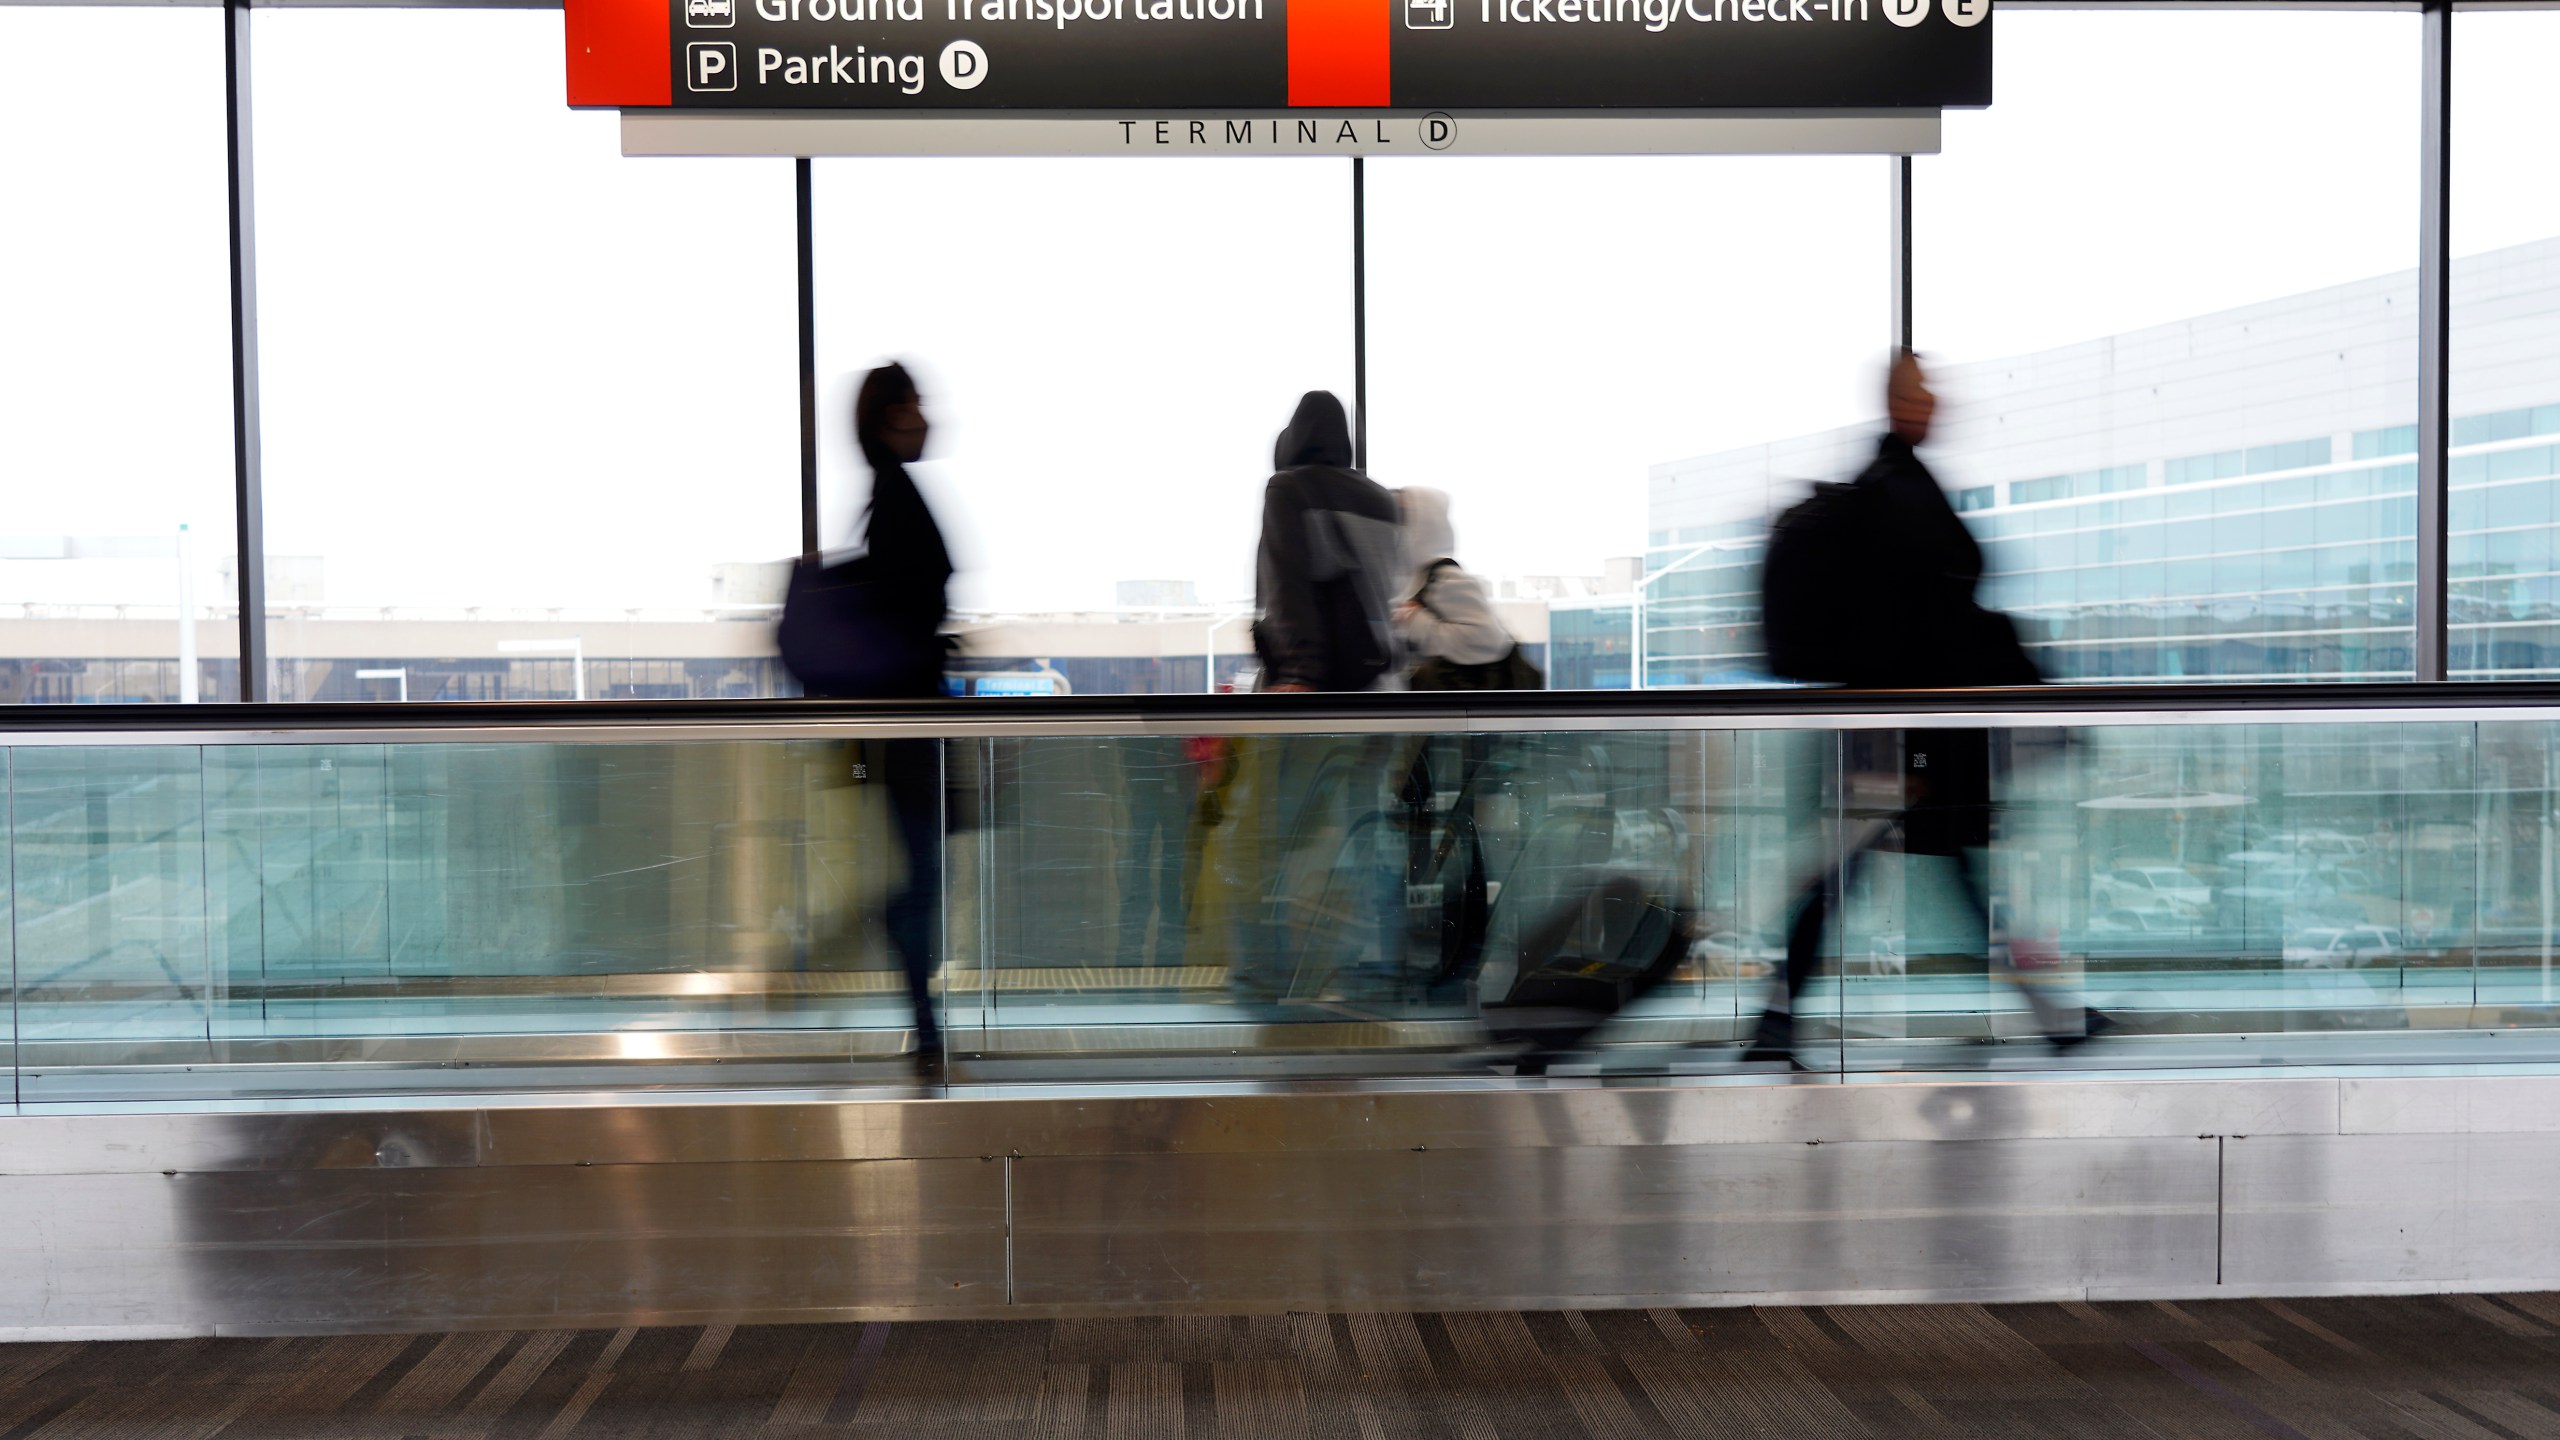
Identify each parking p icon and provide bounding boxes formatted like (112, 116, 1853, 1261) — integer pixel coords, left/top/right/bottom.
(688, 41, 737, 91)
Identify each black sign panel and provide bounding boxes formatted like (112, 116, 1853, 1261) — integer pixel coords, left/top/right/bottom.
(669, 0, 1282, 108)
(1395, 0, 1989, 109)
(654, 0, 1988, 110)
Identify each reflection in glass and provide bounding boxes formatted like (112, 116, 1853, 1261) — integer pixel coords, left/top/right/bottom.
(11, 708, 2560, 1099)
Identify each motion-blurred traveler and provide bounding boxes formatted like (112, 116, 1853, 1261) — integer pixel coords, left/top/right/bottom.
(1221, 392, 1401, 1012)
(1251, 391, 1400, 694)
(1113, 736, 1198, 968)
(778, 362, 954, 1079)
(1751, 351, 2102, 1065)
(1395, 487, 1542, 691)
(1388, 488, 1537, 1007)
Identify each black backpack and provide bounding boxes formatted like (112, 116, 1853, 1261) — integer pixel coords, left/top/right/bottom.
(1761, 480, 1895, 684)
(1406, 561, 1545, 692)
(1251, 508, 1397, 693)
(1762, 480, 2041, 689)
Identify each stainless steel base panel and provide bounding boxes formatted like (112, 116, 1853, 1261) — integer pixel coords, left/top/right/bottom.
(4, 1074, 2559, 1338)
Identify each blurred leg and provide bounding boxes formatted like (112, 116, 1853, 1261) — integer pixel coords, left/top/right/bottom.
(1752, 837, 1877, 1059)
(1954, 845, 2091, 1040)
(883, 738, 943, 1052)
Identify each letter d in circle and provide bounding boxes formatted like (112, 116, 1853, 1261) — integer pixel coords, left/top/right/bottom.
(940, 38, 988, 89)
(1883, 0, 1924, 24)
(1419, 111, 1455, 150)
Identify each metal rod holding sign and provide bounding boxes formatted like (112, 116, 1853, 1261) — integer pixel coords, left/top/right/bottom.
(1888, 152, 1912, 353)
(797, 157, 821, 560)
(1352, 155, 1367, 472)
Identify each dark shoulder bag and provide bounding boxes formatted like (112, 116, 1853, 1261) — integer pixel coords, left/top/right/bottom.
(776, 553, 940, 699)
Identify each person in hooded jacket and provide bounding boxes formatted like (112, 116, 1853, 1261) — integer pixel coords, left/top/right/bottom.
(1748, 351, 2106, 1067)
(1252, 391, 1402, 694)
(851, 362, 954, 1079)
(1219, 393, 1404, 1012)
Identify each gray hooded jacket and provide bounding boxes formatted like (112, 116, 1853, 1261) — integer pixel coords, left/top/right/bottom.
(1252, 392, 1402, 692)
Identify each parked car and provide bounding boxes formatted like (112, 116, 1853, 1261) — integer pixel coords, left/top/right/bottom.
(2282, 924, 2402, 969)
(2089, 907, 2190, 937)
(1689, 931, 1781, 979)
(2091, 865, 2212, 916)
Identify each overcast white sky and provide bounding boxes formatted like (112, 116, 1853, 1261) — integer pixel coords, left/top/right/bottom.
(5, 6, 2559, 623)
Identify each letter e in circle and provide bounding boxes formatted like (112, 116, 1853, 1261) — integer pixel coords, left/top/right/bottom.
(1940, 0, 1985, 24)
(1882, 0, 1924, 25)
(940, 39, 989, 89)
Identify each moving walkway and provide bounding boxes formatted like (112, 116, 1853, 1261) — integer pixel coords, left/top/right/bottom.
(3, 686, 2558, 1332)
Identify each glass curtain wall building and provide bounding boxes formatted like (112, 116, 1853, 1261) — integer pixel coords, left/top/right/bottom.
(1641, 239, 2560, 686)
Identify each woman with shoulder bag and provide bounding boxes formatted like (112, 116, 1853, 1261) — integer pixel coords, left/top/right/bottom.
(1395, 488, 1542, 691)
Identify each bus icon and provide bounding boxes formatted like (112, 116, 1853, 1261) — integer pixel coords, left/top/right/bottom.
(1405, 0, 1450, 26)
(686, 0, 734, 28)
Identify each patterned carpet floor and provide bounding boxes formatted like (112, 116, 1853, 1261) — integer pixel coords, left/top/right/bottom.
(9, 1295, 2560, 1438)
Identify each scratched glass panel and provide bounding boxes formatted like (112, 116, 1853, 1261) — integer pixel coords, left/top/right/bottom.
(21, 739, 954, 1102)
(967, 728, 1752, 1078)
(10, 747, 214, 1092)
(1835, 720, 2505, 1072)
(15, 715, 2560, 1100)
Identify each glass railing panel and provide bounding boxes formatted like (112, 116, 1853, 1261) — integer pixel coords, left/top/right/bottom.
(2468, 721, 2560, 1033)
(969, 729, 1737, 1075)
(21, 737, 956, 1102)
(16, 702, 2560, 1102)
(1837, 718, 2509, 1071)
(11, 746, 214, 1092)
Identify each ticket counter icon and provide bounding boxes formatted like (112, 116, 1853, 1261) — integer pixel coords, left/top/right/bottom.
(1405, 0, 1450, 27)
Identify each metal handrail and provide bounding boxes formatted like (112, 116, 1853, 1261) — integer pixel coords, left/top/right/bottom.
(10, 680, 2560, 744)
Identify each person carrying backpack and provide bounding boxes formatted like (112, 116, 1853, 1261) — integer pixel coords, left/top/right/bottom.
(1751, 351, 2107, 1066)
(1251, 391, 1400, 694)
(1222, 393, 1403, 1013)
(1395, 487, 1543, 691)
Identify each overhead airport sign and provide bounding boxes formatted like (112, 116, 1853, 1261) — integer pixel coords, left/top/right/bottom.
(567, 0, 1986, 152)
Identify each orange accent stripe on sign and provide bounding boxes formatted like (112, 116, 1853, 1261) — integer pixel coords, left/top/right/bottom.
(565, 0, 671, 108)
(1286, 0, 1390, 107)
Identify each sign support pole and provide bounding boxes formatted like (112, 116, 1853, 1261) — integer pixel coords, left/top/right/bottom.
(1889, 153, 1913, 354)
(796, 157, 820, 560)
(1352, 155, 1368, 473)
(2415, 0, 2451, 683)
(225, 0, 269, 703)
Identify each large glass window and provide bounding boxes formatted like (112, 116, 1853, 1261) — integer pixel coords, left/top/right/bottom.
(0, 8, 235, 704)
(1913, 8, 2420, 683)
(252, 9, 798, 702)
(1367, 156, 1888, 688)
(811, 158, 1353, 694)
(2449, 8, 2560, 680)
